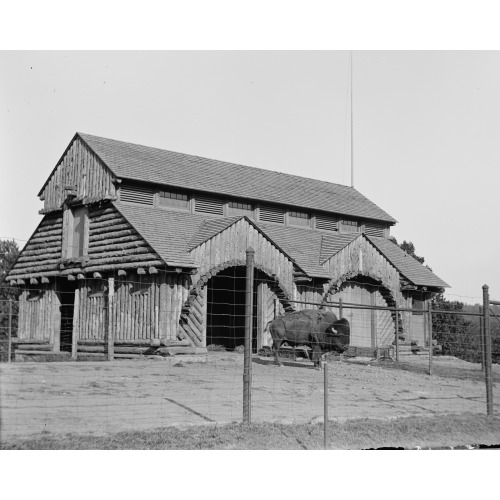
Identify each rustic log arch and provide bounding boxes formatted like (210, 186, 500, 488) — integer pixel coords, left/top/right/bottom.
(178, 261, 294, 346)
(321, 271, 403, 336)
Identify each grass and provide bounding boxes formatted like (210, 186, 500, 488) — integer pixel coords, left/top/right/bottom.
(2, 413, 499, 450)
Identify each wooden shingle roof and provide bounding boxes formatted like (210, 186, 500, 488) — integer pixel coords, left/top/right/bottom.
(78, 133, 397, 223)
(366, 236, 449, 288)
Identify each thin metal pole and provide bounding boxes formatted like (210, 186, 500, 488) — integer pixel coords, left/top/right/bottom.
(243, 247, 255, 425)
(350, 50, 354, 188)
(428, 302, 433, 376)
(8, 299, 12, 363)
(394, 302, 399, 362)
(482, 285, 494, 416)
(324, 361, 329, 450)
(339, 297, 343, 319)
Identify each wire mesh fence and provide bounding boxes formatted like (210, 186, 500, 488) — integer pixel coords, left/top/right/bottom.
(0, 275, 498, 447)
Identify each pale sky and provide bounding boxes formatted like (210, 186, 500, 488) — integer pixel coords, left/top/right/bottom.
(1, 50, 499, 304)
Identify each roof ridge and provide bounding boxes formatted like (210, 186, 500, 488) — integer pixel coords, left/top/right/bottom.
(77, 132, 362, 193)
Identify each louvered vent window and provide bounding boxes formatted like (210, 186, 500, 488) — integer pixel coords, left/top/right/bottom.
(120, 184, 155, 205)
(364, 222, 386, 238)
(259, 205, 285, 224)
(195, 195, 225, 215)
(315, 214, 338, 231)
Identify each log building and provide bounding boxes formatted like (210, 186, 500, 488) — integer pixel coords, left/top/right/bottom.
(6, 133, 449, 358)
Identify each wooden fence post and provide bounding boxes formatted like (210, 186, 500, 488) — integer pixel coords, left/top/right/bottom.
(428, 302, 433, 376)
(482, 285, 493, 416)
(324, 361, 329, 450)
(243, 247, 254, 425)
(108, 277, 115, 361)
(395, 302, 399, 362)
(72, 289, 79, 360)
(8, 299, 12, 363)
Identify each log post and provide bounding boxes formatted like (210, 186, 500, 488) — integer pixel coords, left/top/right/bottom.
(394, 302, 399, 362)
(243, 247, 254, 425)
(108, 277, 115, 361)
(72, 288, 80, 360)
(428, 302, 433, 376)
(8, 299, 12, 363)
(482, 285, 493, 416)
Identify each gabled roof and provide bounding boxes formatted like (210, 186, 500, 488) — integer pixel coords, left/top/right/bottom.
(319, 232, 360, 264)
(77, 132, 396, 224)
(366, 235, 449, 288)
(113, 202, 202, 268)
(188, 216, 245, 250)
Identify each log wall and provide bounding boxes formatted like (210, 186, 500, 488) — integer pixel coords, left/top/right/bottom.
(40, 136, 116, 213)
(7, 204, 163, 280)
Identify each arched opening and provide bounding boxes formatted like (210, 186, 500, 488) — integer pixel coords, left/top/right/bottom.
(327, 275, 396, 349)
(205, 266, 281, 352)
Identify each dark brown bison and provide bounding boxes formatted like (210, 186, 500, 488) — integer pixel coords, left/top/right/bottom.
(265, 309, 350, 368)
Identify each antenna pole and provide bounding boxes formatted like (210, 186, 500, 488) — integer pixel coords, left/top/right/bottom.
(350, 50, 354, 188)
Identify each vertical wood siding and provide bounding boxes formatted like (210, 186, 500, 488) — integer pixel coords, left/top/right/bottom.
(76, 272, 186, 342)
(17, 288, 60, 343)
(40, 137, 116, 212)
(190, 218, 294, 298)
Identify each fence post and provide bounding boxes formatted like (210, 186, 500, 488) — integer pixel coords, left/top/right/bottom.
(8, 299, 12, 363)
(428, 302, 433, 376)
(482, 285, 493, 416)
(338, 297, 343, 319)
(72, 288, 79, 360)
(479, 306, 485, 372)
(107, 277, 115, 361)
(394, 302, 399, 362)
(243, 247, 255, 425)
(324, 361, 329, 450)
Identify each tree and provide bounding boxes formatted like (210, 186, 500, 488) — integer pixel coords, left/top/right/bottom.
(389, 236, 425, 264)
(390, 237, 479, 362)
(431, 293, 478, 362)
(0, 239, 20, 360)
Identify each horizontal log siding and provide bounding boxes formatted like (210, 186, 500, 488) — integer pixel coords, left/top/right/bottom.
(8, 204, 164, 280)
(17, 288, 59, 343)
(189, 218, 294, 298)
(40, 137, 116, 212)
(7, 215, 63, 279)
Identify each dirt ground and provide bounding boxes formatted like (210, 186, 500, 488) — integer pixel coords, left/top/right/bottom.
(1, 352, 499, 442)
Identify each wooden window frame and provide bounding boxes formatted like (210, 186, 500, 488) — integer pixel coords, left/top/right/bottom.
(158, 189, 191, 211)
(62, 205, 89, 260)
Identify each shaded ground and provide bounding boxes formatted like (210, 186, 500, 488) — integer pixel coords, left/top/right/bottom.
(1, 352, 499, 447)
(3, 414, 500, 450)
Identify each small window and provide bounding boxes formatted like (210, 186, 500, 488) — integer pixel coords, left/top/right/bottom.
(64, 206, 89, 258)
(228, 201, 253, 217)
(340, 219, 360, 233)
(288, 210, 310, 227)
(412, 296, 425, 316)
(159, 190, 190, 209)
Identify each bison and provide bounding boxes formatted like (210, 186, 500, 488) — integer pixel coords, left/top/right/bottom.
(265, 309, 350, 369)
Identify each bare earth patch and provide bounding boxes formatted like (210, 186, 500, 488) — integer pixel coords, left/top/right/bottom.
(1, 352, 499, 448)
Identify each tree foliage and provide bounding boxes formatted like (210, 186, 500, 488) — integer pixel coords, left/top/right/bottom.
(389, 236, 425, 264)
(0, 240, 20, 360)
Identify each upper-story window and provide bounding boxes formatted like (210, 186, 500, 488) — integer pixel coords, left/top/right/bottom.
(228, 201, 253, 218)
(288, 210, 309, 227)
(64, 206, 88, 259)
(159, 190, 190, 210)
(340, 219, 360, 233)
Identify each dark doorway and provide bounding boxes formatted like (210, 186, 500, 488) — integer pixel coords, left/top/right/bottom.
(206, 267, 259, 351)
(59, 280, 77, 352)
